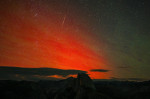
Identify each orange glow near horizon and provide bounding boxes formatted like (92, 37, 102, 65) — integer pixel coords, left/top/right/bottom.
(0, 0, 111, 79)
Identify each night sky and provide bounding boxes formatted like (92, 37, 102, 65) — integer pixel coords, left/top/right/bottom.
(0, 0, 150, 81)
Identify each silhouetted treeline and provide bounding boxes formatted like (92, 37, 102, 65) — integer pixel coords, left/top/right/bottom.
(94, 80, 150, 99)
(0, 79, 150, 99)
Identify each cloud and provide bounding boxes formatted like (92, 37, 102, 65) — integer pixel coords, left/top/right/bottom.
(0, 66, 86, 81)
(93, 77, 149, 82)
(90, 69, 110, 72)
(110, 77, 148, 81)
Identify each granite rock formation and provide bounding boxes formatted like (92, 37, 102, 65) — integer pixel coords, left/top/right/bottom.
(52, 73, 110, 99)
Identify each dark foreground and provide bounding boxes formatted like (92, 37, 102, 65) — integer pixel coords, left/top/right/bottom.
(0, 74, 150, 99)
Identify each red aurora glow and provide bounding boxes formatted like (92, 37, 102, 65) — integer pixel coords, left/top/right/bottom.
(0, 0, 111, 79)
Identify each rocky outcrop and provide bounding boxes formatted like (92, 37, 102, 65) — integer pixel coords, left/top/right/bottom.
(52, 73, 110, 99)
(0, 73, 111, 99)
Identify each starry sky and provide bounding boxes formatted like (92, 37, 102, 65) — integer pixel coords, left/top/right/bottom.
(0, 0, 150, 81)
